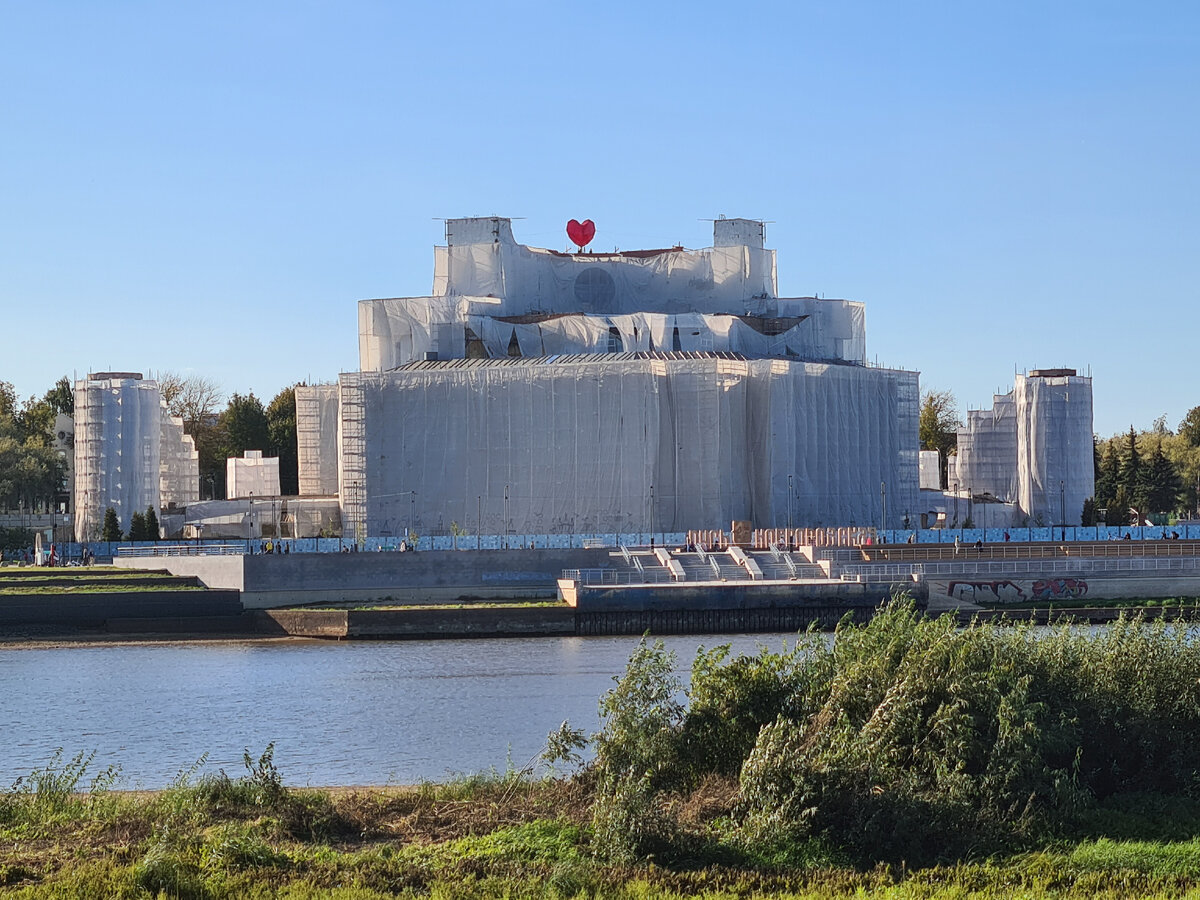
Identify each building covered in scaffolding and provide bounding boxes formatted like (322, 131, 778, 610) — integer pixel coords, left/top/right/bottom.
(72, 372, 198, 540)
(298, 217, 922, 538)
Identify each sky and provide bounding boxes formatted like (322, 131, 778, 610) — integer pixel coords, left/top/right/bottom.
(2, 1, 1197, 438)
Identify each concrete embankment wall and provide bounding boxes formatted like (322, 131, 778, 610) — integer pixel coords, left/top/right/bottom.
(0, 591, 242, 627)
(930, 573, 1200, 606)
(113, 555, 245, 590)
(118, 549, 611, 609)
(569, 580, 907, 611)
(257, 606, 575, 639)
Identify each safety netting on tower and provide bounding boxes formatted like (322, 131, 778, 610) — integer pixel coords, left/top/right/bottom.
(73, 375, 163, 540)
(1016, 372, 1095, 526)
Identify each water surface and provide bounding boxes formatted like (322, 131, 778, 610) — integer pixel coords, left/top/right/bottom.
(0, 633, 798, 788)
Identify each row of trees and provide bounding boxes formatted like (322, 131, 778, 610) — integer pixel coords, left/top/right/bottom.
(1093, 417, 1200, 523)
(159, 373, 298, 499)
(0, 378, 73, 512)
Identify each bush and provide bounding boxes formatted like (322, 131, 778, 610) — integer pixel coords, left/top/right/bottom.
(585, 603, 1200, 866)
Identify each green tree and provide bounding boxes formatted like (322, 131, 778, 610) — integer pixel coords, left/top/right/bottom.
(1108, 485, 1134, 528)
(1117, 426, 1142, 498)
(266, 387, 298, 496)
(128, 511, 147, 542)
(221, 393, 270, 460)
(1081, 497, 1097, 526)
(14, 396, 54, 447)
(1094, 441, 1119, 509)
(1139, 443, 1183, 515)
(0, 381, 15, 421)
(101, 508, 123, 542)
(43, 376, 74, 416)
(144, 507, 160, 541)
(1179, 407, 1200, 447)
(919, 389, 960, 490)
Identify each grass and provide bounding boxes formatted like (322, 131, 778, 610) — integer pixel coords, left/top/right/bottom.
(5, 753, 1200, 898)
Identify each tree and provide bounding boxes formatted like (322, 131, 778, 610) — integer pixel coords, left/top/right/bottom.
(1139, 443, 1183, 515)
(144, 507, 160, 541)
(221, 393, 270, 460)
(1094, 441, 1119, 509)
(160, 371, 226, 498)
(919, 390, 960, 490)
(0, 381, 15, 421)
(1108, 485, 1134, 527)
(266, 387, 298, 496)
(128, 511, 148, 542)
(1081, 497, 1097, 527)
(43, 377, 73, 416)
(1117, 426, 1142, 498)
(1180, 407, 1200, 448)
(101, 507, 123, 542)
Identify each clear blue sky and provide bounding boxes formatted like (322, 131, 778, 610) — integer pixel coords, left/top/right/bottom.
(3, 1, 1197, 438)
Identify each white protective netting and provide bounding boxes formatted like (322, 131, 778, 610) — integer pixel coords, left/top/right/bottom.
(160, 414, 199, 508)
(338, 354, 919, 537)
(296, 384, 340, 495)
(955, 393, 1019, 501)
(1016, 373, 1095, 526)
(73, 376, 163, 540)
(359, 300, 866, 371)
(434, 217, 778, 318)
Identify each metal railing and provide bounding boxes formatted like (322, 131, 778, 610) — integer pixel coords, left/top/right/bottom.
(838, 557, 1200, 579)
(561, 568, 675, 585)
(115, 542, 247, 558)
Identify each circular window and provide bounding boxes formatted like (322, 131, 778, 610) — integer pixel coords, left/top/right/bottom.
(573, 267, 616, 312)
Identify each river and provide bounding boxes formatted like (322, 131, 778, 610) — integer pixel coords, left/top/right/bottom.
(0, 633, 801, 788)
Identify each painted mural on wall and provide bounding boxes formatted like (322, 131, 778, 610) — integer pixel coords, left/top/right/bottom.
(947, 580, 1026, 603)
(1031, 577, 1088, 600)
(944, 577, 1089, 604)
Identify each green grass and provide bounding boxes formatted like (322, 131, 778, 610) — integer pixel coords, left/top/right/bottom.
(4, 752, 1200, 899)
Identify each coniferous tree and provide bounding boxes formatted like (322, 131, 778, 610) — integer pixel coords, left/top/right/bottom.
(128, 511, 147, 542)
(1108, 485, 1134, 528)
(101, 507, 123, 542)
(1139, 443, 1183, 515)
(1095, 442, 1119, 510)
(1081, 497, 1097, 527)
(144, 507, 160, 541)
(1118, 426, 1141, 498)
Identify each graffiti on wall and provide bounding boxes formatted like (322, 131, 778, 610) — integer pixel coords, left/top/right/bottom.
(947, 580, 1026, 603)
(1031, 578, 1088, 600)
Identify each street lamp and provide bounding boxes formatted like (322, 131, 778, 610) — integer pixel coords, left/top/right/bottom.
(1060, 480, 1065, 540)
(881, 480, 887, 533)
(247, 491, 254, 553)
(952, 481, 958, 530)
(787, 474, 793, 530)
(504, 483, 509, 549)
(477, 494, 482, 550)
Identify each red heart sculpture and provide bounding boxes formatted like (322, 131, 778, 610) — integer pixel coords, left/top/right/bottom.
(566, 219, 596, 249)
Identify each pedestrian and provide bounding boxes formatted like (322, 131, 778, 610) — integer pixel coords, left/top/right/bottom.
(954, 535, 961, 555)
(1003, 530, 1010, 542)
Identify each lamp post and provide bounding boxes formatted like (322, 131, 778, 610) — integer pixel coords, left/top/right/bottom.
(477, 494, 482, 550)
(649, 483, 654, 545)
(247, 491, 254, 553)
(881, 480, 887, 533)
(787, 474, 793, 530)
(504, 483, 509, 549)
(953, 481, 958, 530)
(1060, 480, 1065, 540)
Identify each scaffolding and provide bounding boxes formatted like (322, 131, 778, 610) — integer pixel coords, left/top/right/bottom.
(296, 384, 340, 496)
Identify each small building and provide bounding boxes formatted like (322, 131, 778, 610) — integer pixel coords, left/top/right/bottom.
(227, 450, 281, 500)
